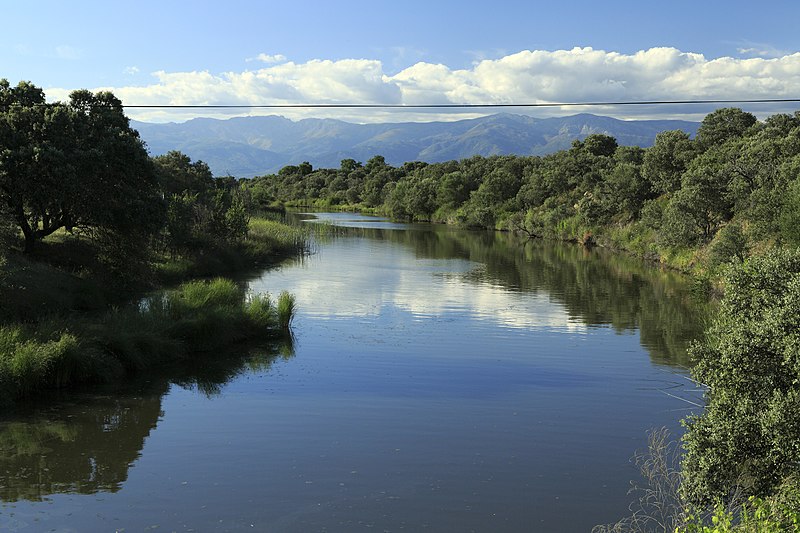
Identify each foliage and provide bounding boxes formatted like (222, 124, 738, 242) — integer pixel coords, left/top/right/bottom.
(681, 249, 800, 506)
(642, 130, 696, 194)
(155, 153, 252, 254)
(695, 108, 757, 150)
(679, 477, 800, 532)
(0, 278, 296, 404)
(779, 179, 800, 247)
(707, 224, 748, 268)
(0, 80, 165, 254)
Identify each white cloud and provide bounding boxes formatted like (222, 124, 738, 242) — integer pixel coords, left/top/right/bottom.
(736, 42, 792, 59)
(124, 66, 140, 75)
(246, 53, 287, 64)
(47, 47, 800, 123)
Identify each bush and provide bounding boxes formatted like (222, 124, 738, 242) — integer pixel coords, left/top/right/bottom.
(708, 224, 748, 268)
(682, 249, 800, 505)
(779, 179, 800, 247)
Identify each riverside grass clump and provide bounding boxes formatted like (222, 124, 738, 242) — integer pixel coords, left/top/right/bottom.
(0, 278, 296, 405)
(155, 217, 313, 282)
(277, 290, 297, 330)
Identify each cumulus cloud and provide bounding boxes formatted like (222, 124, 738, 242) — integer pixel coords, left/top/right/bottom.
(48, 47, 800, 123)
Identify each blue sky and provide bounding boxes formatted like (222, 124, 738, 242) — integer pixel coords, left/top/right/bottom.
(4, 0, 799, 122)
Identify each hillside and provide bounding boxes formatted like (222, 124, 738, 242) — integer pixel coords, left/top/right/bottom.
(133, 113, 700, 177)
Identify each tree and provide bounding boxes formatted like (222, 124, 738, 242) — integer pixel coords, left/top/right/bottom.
(682, 249, 800, 506)
(153, 151, 214, 198)
(581, 134, 618, 157)
(642, 130, 696, 194)
(601, 161, 651, 221)
(659, 151, 735, 245)
(779, 179, 800, 247)
(696, 108, 757, 150)
(0, 80, 164, 253)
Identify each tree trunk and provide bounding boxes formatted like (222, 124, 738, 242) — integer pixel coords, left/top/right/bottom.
(16, 214, 36, 254)
(22, 231, 35, 253)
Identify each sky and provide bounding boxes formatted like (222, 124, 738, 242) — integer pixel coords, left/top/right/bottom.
(3, 0, 800, 123)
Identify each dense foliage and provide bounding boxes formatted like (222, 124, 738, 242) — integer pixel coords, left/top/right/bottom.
(248, 108, 800, 272)
(0, 80, 307, 403)
(0, 80, 164, 256)
(682, 249, 800, 506)
(0, 80, 302, 283)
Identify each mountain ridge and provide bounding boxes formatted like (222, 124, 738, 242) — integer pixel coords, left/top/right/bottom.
(132, 113, 699, 177)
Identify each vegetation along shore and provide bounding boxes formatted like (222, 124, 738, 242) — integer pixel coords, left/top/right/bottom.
(0, 80, 307, 405)
(2, 77, 800, 529)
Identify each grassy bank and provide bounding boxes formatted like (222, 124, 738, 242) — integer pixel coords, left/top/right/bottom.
(0, 216, 310, 320)
(0, 217, 309, 404)
(154, 216, 313, 282)
(0, 278, 296, 405)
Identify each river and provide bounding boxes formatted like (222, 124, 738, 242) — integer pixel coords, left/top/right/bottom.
(0, 213, 706, 532)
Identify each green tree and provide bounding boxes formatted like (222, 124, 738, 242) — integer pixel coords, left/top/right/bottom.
(696, 108, 757, 150)
(153, 151, 214, 198)
(642, 130, 696, 194)
(581, 133, 618, 157)
(779, 179, 800, 246)
(0, 80, 164, 253)
(601, 159, 651, 221)
(682, 249, 800, 506)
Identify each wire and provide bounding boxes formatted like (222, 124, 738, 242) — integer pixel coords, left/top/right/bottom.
(119, 98, 800, 109)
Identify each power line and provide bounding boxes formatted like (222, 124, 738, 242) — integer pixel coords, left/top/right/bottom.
(119, 98, 800, 109)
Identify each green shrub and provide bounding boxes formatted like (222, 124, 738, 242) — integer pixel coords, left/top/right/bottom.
(708, 223, 748, 268)
(682, 249, 800, 505)
(779, 179, 800, 247)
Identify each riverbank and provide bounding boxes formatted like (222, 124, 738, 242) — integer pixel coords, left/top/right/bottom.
(247, 110, 800, 285)
(283, 198, 721, 283)
(0, 217, 308, 405)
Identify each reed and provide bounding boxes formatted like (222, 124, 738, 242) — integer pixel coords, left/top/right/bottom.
(277, 290, 297, 330)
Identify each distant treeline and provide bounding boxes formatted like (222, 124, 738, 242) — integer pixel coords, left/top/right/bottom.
(245, 107, 800, 272)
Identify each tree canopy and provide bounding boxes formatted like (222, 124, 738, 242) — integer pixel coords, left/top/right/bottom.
(0, 80, 164, 253)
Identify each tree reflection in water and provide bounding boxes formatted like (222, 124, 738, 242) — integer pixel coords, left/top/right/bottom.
(0, 340, 293, 503)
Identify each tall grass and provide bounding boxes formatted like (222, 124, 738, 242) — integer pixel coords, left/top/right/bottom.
(0, 278, 296, 405)
(277, 290, 296, 330)
(155, 217, 312, 282)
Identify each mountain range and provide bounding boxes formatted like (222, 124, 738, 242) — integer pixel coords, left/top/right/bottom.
(132, 113, 700, 178)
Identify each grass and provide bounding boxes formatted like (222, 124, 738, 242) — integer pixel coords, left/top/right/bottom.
(277, 290, 296, 330)
(154, 217, 312, 282)
(0, 278, 296, 405)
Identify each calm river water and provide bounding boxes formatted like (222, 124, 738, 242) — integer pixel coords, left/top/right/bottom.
(0, 213, 706, 532)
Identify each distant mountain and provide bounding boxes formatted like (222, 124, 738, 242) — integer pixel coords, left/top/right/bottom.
(132, 113, 700, 178)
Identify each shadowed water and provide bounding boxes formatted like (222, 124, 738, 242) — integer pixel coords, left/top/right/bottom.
(0, 213, 707, 532)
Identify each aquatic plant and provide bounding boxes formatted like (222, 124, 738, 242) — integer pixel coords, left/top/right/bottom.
(277, 290, 296, 330)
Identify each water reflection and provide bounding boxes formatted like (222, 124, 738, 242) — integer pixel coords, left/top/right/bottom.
(295, 213, 708, 366)
(0, 215, 708, 531)
(0, 345, 291, 503)
(0, 382, 165, 503)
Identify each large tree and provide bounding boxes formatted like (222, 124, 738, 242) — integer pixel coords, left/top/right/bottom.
(0, 80, 164, 253)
